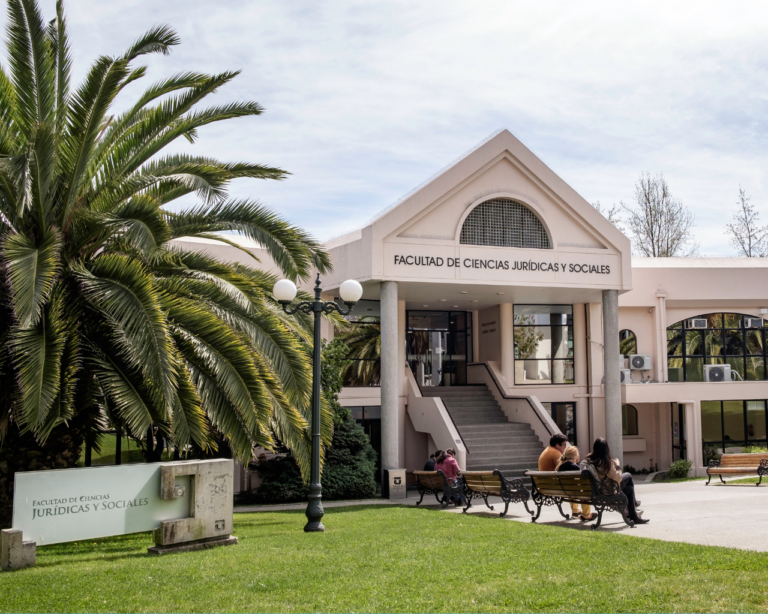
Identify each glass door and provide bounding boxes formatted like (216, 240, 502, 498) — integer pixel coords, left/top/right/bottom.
(547, 403, 576, 444)
(672, 402, 686, 461)
(407, 311, 472, 387)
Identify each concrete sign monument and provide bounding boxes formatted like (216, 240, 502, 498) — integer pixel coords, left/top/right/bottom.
(1, 458, 236, 571)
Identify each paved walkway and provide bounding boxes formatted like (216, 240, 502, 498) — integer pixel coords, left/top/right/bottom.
(236, 479, 768, 552)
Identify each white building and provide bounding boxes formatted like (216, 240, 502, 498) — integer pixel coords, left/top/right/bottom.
(176, 129, 768, 483)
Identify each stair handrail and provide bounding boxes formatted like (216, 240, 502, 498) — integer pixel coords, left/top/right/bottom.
(406, 365, 470, 455)
(468, 363, 559, 437)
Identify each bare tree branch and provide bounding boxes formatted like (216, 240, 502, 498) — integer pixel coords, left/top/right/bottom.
(592, 201, 624, 232)
(622, 172, 698, 257)
(726, 187, 767, 257)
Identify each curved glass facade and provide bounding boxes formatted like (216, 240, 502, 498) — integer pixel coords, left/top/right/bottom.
(667, 313, 766, 382)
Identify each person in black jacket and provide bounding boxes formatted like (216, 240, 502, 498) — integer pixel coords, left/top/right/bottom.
(423, 450, 442, 471)
(556, 445, 596, 521)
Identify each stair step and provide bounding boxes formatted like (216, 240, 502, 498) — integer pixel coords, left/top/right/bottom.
(458, 423, 533, 432)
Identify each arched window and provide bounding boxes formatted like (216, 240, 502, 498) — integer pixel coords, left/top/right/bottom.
(622, 404, 638, 436)
(619, 329, 637, 355)
(460, 198, 551, 249)
(667, 313, 767, 382)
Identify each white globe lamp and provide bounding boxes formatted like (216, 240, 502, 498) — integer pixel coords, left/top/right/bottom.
(273, 279, 298, 304)
(339, 279, 363, 305)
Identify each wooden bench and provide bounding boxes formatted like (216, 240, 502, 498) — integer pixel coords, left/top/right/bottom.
(412, 470, 463, 507)
(461, 470, 533, 517)
(706, 453, 768, 485)
(525, 470, 635, 530)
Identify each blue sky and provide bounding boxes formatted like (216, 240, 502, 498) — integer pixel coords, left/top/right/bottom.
(16, 1, 768, 254)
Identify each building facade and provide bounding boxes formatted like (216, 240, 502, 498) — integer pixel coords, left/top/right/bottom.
(177, 129, 768, 484)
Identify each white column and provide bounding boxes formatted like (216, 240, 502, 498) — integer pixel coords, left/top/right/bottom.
(380, 281, 400, 471)
(683, 400, 704, 476)
(655, 291, 668, 382)
(500, 303, 514, 386)
(602, 289, 623, 463)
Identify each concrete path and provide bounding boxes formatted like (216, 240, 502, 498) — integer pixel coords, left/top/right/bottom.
(236, 479, 768, 552)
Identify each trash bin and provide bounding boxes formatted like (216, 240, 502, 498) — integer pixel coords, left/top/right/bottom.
(382, 468, 407, 500)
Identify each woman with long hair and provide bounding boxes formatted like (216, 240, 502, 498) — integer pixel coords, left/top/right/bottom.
(583, 438, 648, 524)
(435, 448, 465, 506)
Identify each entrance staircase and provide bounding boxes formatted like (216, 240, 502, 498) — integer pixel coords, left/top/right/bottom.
(421, 385, 544, 481)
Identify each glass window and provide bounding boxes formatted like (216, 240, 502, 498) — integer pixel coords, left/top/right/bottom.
(667, 313, 768, 381)
(513, 305, 573, 385)
(338, 315, 381, 387)
(746, 356, 766, 381)
(622, 404, 638, 436)
(701, 401, 723, 443)
(619, 330, 637, 355)
(407, 311, 472, 387)
(723, 401, 745, 443)
(746, 401, 766, 441)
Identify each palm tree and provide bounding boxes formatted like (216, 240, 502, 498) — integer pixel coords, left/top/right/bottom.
(0, 0, 333, 523)
(337, 319, 381, 386)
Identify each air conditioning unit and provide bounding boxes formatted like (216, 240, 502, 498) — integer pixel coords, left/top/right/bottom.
(629, 354, 652, 370)
(620, 369, 632, 384)
(704, 364, 731, 382)
(745, 318, 764, 329)
(687, 318, 707, 329)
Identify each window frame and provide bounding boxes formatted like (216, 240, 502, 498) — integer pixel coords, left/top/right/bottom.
(513, 304, 574, 386)
(667, 313, 767, 382)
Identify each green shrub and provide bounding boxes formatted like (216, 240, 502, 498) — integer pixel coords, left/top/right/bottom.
(743, 446, 768, 454)
(247, 338, 377, 504)
(703, 446, 721, 465)
(667, 459, 692, 479)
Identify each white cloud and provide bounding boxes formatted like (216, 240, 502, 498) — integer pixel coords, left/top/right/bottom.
(15, 0, 768, 253)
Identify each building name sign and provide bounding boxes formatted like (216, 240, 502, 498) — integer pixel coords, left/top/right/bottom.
(13, 463, 191, 545)
(392, 254, 611, 275)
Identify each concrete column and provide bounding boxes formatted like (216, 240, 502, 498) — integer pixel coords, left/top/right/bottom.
(572, 304, 587, 387)
(683, 400, 704, 476)
(380, 281, 400, 471)
(397, 300, 407, 468)
(602, 289, 623, 463)
(655, 291, 668, 382)
(500, 303, 514, 386)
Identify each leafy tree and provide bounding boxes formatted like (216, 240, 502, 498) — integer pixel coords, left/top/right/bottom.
(726, 187, 767, 257)
(336, 318, 381, 387)
(251, 338, 377, 503)
(622, 173, 698, 257)
(513, 315, 543, 359)
(0, 0, 333, 524)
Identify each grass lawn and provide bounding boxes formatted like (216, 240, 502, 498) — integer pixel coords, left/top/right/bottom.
(2, 506, 768, 613)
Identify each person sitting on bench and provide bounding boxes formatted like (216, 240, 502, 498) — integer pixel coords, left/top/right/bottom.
(538, 433, 568, 471)
(556, 445, 596, 522)
(583, 438, 648, 525)
(423, 450, 441, 472)
(435, 448, 465, 506)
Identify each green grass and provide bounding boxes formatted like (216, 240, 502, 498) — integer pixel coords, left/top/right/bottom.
(2, 506, 768, 613)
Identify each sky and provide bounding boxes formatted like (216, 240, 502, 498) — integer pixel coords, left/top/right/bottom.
(13, 1, 768, 255)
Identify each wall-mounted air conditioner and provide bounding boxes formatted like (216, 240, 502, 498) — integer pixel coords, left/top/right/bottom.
(620, 369, 632, 384)
(629, 355, 652, 370)
(704, 364, 731, 382)
(687, 318, 707, 329)
(745, 318, 764, 329)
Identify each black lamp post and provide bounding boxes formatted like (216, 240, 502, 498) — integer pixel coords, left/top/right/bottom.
(273, 274, 363, 532)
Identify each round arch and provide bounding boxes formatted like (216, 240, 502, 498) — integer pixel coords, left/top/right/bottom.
(454, 193, 554, 248)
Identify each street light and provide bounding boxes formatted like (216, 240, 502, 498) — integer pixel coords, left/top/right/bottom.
(274, 274, 363, 532)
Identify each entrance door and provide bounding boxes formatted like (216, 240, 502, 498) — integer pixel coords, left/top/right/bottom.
(407, 311, 472, 386)
(672, 402, 686, 461)
(549, 403, 576, 444)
